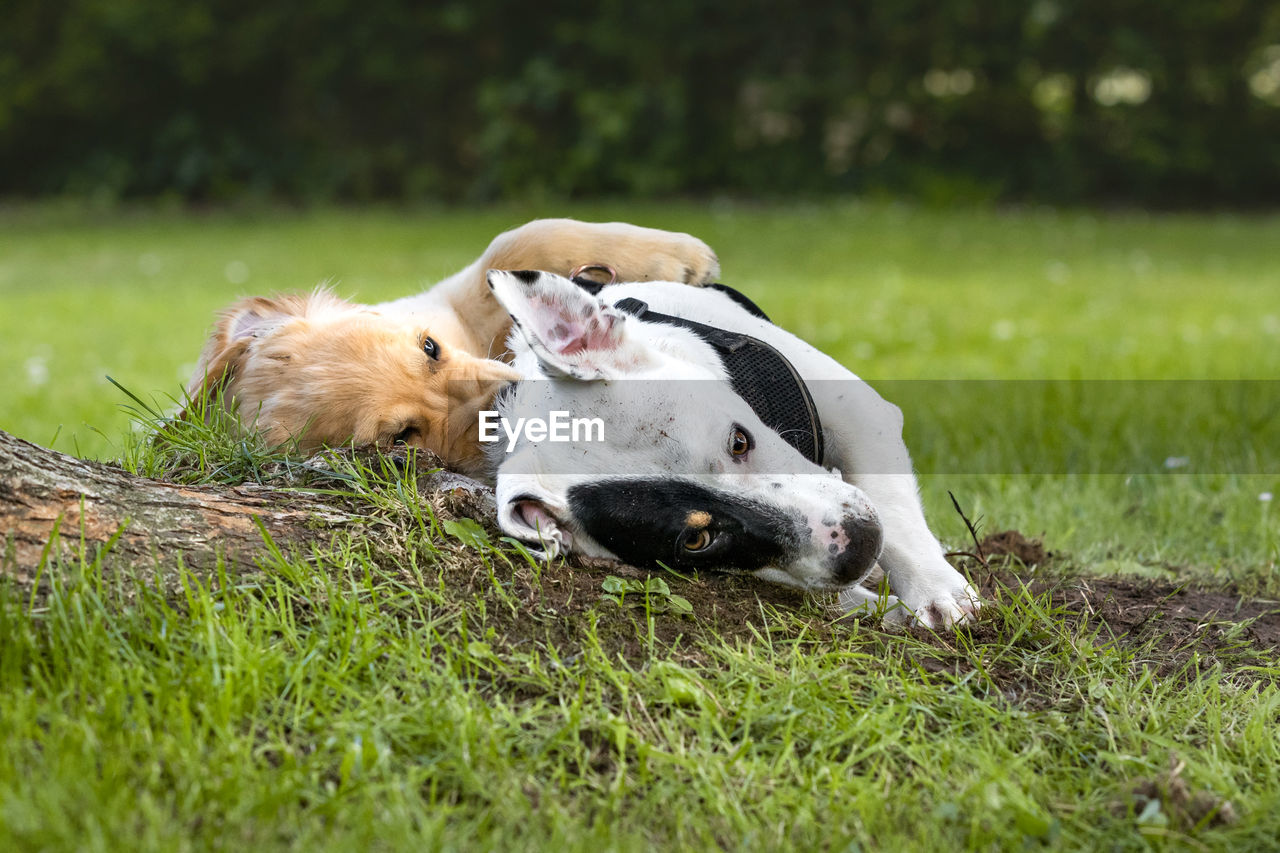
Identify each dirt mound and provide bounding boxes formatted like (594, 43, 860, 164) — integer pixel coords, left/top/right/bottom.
(979, 529, 1048, 565)
(435, 534, 1279, 679)
(1043, 572, 1280, 659)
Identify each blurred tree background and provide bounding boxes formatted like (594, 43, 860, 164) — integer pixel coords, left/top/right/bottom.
(2, 0, 1278, 206)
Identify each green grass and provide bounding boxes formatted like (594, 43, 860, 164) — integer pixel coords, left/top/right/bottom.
(2, 201, 1279, 850)
(3, 437, 1276, 851)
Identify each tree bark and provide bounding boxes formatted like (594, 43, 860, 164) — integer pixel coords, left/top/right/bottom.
(0, 429, 496, 597)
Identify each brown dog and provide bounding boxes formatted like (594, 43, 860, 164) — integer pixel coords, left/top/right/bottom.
(187, 219, 720, 476)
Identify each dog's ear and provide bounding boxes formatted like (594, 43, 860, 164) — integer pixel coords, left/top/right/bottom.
(182, 294, 309, 415)
(497, 484, 574, 560)
(486, 269, 651, 380)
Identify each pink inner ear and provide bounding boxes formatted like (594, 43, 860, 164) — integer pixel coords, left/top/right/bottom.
(534, 296, 620, 356)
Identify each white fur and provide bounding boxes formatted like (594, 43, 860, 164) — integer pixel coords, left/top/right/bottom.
(487, 271, 980, 629)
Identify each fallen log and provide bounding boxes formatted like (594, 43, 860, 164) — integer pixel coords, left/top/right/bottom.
(0, 429, 496, 596)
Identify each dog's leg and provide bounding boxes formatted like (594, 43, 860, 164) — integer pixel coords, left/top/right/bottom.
(814, 381, 980, 628)
(480, 219, 720, 287)
(392, 219, 720, 358)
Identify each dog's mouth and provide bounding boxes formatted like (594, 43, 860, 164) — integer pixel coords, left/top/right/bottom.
(510, 495, 559, 533)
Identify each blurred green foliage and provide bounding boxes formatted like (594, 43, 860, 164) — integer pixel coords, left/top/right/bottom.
(3, 0, 1279, 205)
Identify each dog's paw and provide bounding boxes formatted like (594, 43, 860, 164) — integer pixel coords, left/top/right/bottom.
(885, 583, 982, 630)
(668, 235, 721, 285)
(630, 232, 720, 286)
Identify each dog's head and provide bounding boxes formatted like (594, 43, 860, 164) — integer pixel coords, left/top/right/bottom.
(485, 269, 884, 590)
(186, 289, 519, 476)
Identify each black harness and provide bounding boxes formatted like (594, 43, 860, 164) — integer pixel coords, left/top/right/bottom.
(573, 279, 825, 465)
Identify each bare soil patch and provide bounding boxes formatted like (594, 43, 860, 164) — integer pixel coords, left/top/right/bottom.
(433, 522, 1279, 682)
(1043, 573, 1280, 656)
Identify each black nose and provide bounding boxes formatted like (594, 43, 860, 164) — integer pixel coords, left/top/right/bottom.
(832, 516, 883, 585)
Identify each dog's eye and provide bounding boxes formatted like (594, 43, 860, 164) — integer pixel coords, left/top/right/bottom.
(728, 427, 752, 457)
(392, 425, 419, 445)
(682, 529, 714, 552)
(422, 337, 440, 360)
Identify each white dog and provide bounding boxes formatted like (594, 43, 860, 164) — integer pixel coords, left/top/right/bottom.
(480, 269, 980, 629)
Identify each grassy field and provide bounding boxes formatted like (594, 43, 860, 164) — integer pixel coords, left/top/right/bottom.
(2, 201, 1278, 850)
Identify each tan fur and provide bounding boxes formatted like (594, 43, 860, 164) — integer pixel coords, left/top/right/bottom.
(685, 510, 713, 529)
(186, 219, 719, 477)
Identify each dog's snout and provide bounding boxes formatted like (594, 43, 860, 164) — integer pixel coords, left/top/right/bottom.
(830, 515, 883, 585)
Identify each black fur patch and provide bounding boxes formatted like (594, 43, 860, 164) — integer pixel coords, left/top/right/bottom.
(510, 269, 541, 285)
(566, 478, 802, 571)
(571, 276, 606, 295)
(706, 283, 771, 321)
